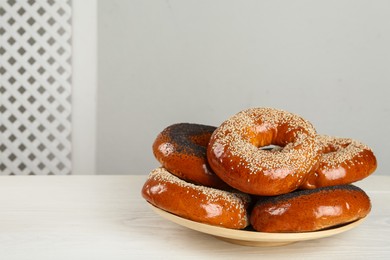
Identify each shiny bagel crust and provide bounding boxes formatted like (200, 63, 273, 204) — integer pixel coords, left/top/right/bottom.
(300, 135, 377, 189)
(207, 108, 320, 196)
(250, 184, 371, 232)
(152, 123, 227, 189)
(142, 167, 251, 229)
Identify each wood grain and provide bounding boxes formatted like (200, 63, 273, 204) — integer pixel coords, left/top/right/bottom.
(0, 175, 389, 259)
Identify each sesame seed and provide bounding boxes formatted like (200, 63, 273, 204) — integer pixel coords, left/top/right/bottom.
(316, 135, 373, 171)
(147, 167, 250, 218)
(209, 107, 319, 177)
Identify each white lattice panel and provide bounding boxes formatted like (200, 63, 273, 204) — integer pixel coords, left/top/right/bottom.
(0, 0, 72, 175)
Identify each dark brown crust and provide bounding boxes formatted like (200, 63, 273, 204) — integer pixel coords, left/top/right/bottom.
(141, 168, 251, 229)
(152, 123, 228, 189)
(250, 184, 371, 232)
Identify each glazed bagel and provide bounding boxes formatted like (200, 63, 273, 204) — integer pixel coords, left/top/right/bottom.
(300, 135, 377, 189)
(207, 108, 320, 196)
(152, 123, 227, 189)
(142, 167, 251, 229)
(250, 185, 371, 232)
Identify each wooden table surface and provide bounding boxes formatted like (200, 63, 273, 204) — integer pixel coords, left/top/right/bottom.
(0, 174, 389, 259)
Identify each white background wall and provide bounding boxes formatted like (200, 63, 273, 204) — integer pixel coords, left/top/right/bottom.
(97, 0, 390, 175)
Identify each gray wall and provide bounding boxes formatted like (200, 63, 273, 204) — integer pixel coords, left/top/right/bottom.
(98, 0, 389, 175)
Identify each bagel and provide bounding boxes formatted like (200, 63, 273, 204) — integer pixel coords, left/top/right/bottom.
(250, 184, 371, 232)
(142, 167, 251, 229)
(207, 108, 320, 196)
(301, 135, 377, 189)
(152, 123, 227, 189)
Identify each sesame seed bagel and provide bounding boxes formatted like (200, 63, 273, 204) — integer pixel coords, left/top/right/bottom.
(207, 108, 320, 196)
(142, 167, 251, 229)
(152, 123, 228, 189)
(250, 184, 371, 232)
(300, 135, 377, 189)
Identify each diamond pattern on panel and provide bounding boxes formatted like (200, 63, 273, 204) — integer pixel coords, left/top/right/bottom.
(0, 0, 72, 175)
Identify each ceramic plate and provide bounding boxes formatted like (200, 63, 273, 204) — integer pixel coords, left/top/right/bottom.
(149, 204, 366, 247)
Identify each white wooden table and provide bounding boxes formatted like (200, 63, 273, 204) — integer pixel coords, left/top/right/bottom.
(0, 175, 389, 259)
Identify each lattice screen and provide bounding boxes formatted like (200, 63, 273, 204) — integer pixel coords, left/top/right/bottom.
(0, 0, 72, 175)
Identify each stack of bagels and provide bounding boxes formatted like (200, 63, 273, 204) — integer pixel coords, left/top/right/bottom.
(142, 107, 376, 232)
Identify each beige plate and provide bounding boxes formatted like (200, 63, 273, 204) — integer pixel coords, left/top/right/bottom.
(149, 204, 366, 247)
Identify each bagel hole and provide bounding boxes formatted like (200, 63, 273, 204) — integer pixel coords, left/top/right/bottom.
(259, 144, 283, 152)
(323, 142, 350, 154)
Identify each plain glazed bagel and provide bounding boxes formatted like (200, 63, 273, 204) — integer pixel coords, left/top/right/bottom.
(300, 135, 377, 189)
(207, 107, 320, 196)
(152, 123, 228, 189)
(142, 167, 251, 229)
(250, 185, 371, 233)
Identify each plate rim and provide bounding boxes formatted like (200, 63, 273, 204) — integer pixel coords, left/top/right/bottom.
(149, 203, 366, 243)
